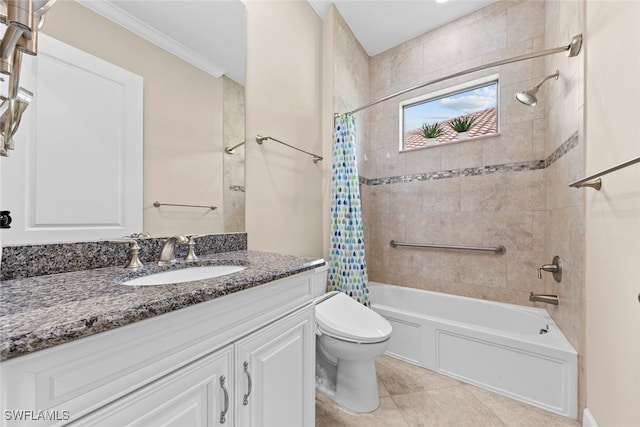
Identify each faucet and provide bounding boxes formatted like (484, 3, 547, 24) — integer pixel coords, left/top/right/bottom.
(538, 255, 562, 282)
(158, 235, 188, 265)
(529, 293, 559, 306)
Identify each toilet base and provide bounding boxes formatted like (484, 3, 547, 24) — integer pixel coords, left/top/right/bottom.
(335, 358, 380, 412)
(315, 352, 380, 413)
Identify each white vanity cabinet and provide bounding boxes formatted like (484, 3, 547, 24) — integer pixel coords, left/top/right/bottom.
(235, 307, 314, 427)
(0, 269, 318, 427)
(70, 345, 235, 426)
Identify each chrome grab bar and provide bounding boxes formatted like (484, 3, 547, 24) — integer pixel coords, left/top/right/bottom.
(256, 135, 323, 163)
(390, 240, 506, 255)
(153, 201, 217, 211)
(569, 155, 640, 190)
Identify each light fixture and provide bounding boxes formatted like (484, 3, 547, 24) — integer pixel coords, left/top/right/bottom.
(0, 0, 57, 157)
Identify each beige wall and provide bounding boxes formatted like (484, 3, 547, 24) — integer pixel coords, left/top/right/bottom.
(43, 0, 225, 238)
(245, 0, 323, 257)
(584, 1, 640, 425)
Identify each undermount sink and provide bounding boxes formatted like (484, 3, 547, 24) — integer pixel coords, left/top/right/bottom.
(122, 265, 247, 286)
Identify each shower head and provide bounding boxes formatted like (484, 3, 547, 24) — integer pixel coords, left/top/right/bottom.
(515, 70, 560, 107)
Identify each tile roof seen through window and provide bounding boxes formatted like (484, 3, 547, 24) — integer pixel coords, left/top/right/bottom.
(404, 107, 497, 150)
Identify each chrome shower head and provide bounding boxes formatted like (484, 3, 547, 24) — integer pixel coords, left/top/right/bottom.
(515, 70, 560, 107)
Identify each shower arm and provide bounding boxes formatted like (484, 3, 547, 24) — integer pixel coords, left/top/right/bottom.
(337, 34, 583, 116)
(532, 71, 560, 91)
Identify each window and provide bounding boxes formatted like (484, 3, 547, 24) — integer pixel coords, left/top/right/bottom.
(399, 75, 499, 151)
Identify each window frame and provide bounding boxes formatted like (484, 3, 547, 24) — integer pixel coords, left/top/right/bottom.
(398, 73, 500, 152)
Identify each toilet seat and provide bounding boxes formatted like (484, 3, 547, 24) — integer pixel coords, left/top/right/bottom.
(315, 292, 392, 344)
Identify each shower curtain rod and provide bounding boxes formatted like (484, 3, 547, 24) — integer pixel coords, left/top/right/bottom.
(337, 34, 583, 117)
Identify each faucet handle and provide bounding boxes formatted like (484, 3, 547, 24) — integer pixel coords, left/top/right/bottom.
(185, 235, 201, 262)
(537, 256, 563, 283)
(109, 239, 144, 270)
(128, 231, 152, 239)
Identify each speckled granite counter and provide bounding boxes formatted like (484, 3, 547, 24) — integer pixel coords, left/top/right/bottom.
(0, 250, 325, 362)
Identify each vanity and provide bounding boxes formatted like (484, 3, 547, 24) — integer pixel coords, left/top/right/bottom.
(0, 241, 325, 427)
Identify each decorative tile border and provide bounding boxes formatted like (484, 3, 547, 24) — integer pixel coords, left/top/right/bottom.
(360, 131, 579, 186)
(1, 233, 248, 280)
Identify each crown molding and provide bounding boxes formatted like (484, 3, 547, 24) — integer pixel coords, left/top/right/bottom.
(307, 0, 332, 20)
(76, 0, 225, 78)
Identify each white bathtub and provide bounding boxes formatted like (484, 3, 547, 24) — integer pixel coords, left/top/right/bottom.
(369, 282, 577, 419)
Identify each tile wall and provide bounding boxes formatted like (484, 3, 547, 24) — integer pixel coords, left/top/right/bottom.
(223, 76, 246, 232)
(542, 0, 585, 415)
(361, 0, 551, 304)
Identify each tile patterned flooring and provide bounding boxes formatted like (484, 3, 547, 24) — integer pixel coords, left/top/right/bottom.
(316, 356, 580, 427)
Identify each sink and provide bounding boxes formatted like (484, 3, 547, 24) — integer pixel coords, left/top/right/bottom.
(122, 265, 247, 286)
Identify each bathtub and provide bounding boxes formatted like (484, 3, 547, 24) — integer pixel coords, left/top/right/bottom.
(369, 282, 577, 419)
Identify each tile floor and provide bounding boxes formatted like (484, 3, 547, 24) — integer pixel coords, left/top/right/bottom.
(316, 356, 580, 427)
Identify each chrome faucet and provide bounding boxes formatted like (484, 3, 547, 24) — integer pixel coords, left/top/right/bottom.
(158, 235, 188, 265)
(529, 293, 559, 306)
(538, 255, 562, 282)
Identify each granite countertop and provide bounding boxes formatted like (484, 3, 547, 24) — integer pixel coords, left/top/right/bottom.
(0, 250, 325, 362)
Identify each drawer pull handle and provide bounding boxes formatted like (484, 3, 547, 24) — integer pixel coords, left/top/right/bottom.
(243, 361, 252, 405)
(219, 375, 229, 424)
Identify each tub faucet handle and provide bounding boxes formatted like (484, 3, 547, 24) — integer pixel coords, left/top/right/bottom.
(538, 256, 562, 282)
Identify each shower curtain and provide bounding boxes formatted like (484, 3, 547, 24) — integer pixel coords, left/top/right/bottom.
(328, 113, 369, 306)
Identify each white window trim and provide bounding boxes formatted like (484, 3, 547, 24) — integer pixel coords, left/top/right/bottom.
(398, 73, 500, 152)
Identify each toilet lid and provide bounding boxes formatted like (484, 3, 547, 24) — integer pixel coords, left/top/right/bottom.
(316, 292, 392, 343)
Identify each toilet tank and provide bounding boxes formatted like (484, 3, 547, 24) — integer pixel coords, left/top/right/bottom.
(313, 262, 329, 297)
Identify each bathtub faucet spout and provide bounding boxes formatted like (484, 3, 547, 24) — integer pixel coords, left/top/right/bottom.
(529, 292, 559, 306)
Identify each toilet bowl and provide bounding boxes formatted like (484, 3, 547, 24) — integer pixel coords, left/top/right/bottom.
(312, 265, 392, 413)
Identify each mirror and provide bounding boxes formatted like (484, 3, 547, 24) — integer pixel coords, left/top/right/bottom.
(0, 0, 245, 244)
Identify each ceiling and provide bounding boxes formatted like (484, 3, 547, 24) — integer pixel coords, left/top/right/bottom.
(77, 0, 246, 85)
(310, 0, 496, 56)
(76, 1, 496, 86)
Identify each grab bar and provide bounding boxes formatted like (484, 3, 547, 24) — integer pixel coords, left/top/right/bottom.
(153, 201, 217, 211)
(256, 135, 323, 163)
(390, 240, 506, 255)
(569, 155, 640, 190)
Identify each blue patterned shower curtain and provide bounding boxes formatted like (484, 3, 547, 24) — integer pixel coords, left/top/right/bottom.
(328, 113, 369, 306)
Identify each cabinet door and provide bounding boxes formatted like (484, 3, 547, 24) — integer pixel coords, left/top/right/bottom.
(1, 33, 143, 245)
(235, 306, 315, 427)
(71, 345, 234, 427)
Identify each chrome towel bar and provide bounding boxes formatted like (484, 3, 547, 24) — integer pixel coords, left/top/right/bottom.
(569, 155, 640, 190)
(153, 201, 217, 211)
(390, 240, 506, 255)
(224, 140, 245, 154)
(256, 135, 323, 163)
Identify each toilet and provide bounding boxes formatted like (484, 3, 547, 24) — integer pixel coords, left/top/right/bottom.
(313, 264, 392, 412)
